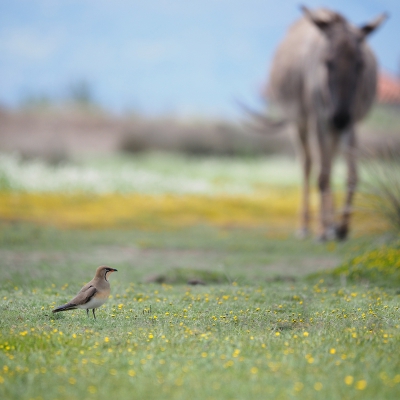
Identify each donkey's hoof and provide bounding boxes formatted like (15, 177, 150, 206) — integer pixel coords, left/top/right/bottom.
(316, 227, 336, 242)
(335, 225, 348, 241)
(296, 228, 310, 240)
(316, 234, 328, 243)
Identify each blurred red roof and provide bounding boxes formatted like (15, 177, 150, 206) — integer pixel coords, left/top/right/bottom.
(378, 72, 400, 105)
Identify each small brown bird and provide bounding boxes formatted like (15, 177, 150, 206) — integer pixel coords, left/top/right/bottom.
(52, 265, 117, 319)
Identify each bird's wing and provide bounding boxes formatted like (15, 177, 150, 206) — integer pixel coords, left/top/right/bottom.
(77, 281, 95, 294)
(69, 286, 97, 306)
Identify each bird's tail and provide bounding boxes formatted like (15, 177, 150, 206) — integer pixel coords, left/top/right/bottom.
(52, 303, 77, 313)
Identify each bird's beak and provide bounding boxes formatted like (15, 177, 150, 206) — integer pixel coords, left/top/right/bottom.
(111, 268, 118, 272)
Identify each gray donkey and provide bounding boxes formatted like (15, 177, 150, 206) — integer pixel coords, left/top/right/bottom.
(267, 6, 386, 240)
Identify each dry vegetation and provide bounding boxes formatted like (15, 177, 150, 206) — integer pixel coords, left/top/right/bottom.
(0, 106, 293, 162)
(1, 103, 399, 163)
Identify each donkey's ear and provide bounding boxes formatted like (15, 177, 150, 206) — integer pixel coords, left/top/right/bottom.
(300, 5, 334, 31)
(359, 13, 388, 38)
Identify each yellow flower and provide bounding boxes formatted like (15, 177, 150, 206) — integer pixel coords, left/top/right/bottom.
(250, 367, 258, 374)
(175, 378, 184, 386)
(128, 370, 136, 377)
(329, 348, 336, 354)
(344, 376, 354, 385)
(104, 337, 109, 343)
(294, 382, 303, 392)
(355, 380, 367, 390)
(233, 349, 240, 357)
(314, 382, 323, 391)
(303, 332, 309, 337)
(69, 377, 76, 385)
(88, 386, 97, 394)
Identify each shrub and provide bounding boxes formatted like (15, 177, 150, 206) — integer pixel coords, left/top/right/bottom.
(323, 244, 400, 287)
(361, 146, 400, 233)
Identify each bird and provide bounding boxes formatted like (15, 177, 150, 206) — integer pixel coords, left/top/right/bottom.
(52, 265, 117, 319)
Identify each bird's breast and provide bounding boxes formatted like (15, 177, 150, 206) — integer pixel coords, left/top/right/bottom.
(96, 288, 111, 299)
(78, 289, 110, 310)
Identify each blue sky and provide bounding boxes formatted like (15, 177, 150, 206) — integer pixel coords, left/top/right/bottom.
(0, 0, 399, 118)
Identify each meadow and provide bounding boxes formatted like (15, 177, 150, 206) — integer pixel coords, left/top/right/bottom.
(0, 153, 399, 400)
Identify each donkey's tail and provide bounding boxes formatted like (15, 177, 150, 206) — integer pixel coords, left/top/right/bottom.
(236, 100, 288, 134)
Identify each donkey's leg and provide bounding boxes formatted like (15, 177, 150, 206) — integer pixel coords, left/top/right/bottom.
(336, 129, 358, 240)
(316, 125, 339, 241)
(297, 122, 312, 238)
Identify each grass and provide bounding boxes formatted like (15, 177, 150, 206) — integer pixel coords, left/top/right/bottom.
(0, 153, 399, 399)
(317, 243, 400, 288)
(0, 221, 368, 287)
(1, 280, 399, 400)
(1, 221, 399, 400)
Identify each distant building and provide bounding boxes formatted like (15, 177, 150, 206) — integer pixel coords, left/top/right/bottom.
(377, 71, 400, 105)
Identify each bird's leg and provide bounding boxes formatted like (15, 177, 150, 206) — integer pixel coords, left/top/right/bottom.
(92, 309, 96, 320)
(86, 309, 89, 317)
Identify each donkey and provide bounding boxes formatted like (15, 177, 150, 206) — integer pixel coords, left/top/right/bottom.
(266, 6, 386, 240)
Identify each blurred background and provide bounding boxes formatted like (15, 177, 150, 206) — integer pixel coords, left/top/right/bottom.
(0, 0, 399, 161)
(0, 0, 399, 296)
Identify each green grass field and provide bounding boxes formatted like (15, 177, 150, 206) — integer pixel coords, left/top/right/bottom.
(1, 154, 399, 400)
